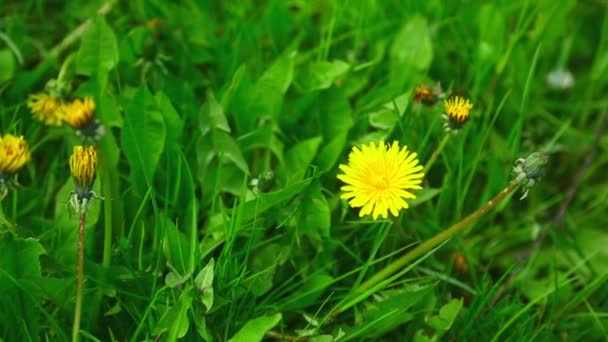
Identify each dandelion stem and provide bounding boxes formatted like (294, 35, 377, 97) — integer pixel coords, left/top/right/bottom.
(72, 212, 86, 342)
(424, 134, 451, 173)
(348, 181, 519, 308)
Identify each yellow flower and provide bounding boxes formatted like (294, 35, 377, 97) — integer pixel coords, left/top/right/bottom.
(62, 97, 96, 129)
(69, 146, 97, 187)
(337, 141, 424, 220)
(27, 93, 65, 126)
(443, 96, 473, 124)
(0, 134, 31, 174)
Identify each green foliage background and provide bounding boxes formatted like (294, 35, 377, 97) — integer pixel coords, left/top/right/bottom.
(1, 0, 608, 341)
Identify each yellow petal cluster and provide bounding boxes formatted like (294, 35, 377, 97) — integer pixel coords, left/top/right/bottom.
(27, 93, 64, 126)
(0, 134, 31, 174)
(443, 96, 473, 123)
(337, 141, 424, 220)
(62, 97, 96, 129)
(69, 146, 97, 186)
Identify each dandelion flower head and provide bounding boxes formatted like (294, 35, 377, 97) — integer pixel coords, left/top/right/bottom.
(0, 134, 31, 175)
(337, 141, 424, 220)
(62, 97, 96, 129)
(443, 96, 473, 124)
(27, 93, 65, 126)
(70, 146, 97, 187)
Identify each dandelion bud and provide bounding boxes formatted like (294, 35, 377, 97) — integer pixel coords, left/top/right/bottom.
(69, 146, 102, 214)
(512, 152, 548, 200)
(442, 96, 473, 134)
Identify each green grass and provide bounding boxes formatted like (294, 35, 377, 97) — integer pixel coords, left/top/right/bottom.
(1, 0, 608, 341)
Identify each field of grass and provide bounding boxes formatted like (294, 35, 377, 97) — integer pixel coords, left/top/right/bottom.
(1, 0, 608, 341)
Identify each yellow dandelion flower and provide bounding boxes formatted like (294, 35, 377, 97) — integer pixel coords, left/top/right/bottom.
(27, 93, 65, 126)
(443, 96, 473, 124)
(0, 134, 31, 175)
(62, 97, 96, 129)
(337, 141, 424, 220)
(69, 146, 97, 187)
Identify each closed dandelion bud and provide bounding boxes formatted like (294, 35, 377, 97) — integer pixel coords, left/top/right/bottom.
(512, 152, 548, 200)
(337, 141, 424, 220)
(442, 96, 473, 134)
(250, 171, 275, 193)
(0, 134, 31, 200)
(69, 146, 102, 214)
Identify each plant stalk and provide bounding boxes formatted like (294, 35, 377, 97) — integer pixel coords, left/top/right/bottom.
(351, 181, 520, 303)
(72, 212, 86, 342)
(424, 134, 451, 173)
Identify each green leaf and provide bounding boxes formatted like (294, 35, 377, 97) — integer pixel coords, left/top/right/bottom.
(156, 92, 184, 143)
(76, 16, 119, 75)
(0, 235, 45, 340)
(283, 137, 322, 184)
(200, 91, 230, 134)
(161, 214, 192, 277)
(316, 132, 348, 172)
(297, 180, 330, 238)
(427, 298, 463, 332)
(251, 53, 294, 118)
(0, 49, 15, 83)
(369, 109, 399, 130)
(122, 86, 167, 195)
(240, 178, 312, 222)
(194, 258, 215, 312)
(228, 313, 282, 342)
(153, 287, 193, 339)
(389, 15, 432, 84)
(300, 60, 350, 91)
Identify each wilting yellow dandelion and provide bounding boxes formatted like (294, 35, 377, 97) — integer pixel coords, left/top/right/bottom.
(27, 93, 65, 126)
(62, 97, 96, 129)
(70, 146, 97, 187)
(337, 141, 424, 220)
(0, 134, 31, 200)
(0, 134, 30, 175)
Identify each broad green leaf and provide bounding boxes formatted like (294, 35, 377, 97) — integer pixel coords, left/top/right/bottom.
(300, 60, 350, 91)
(281, 273, 335, 311)
(283, 137, 322, 184)
(346, 285, 433, 341)
(200, 91, 230, 134)
(0, 235, 45, 340)
(237, 125, 284, 165)
(156, 92, 184, 143)
(0, 49, 15, 83)
(251, 53, 294, 118)
(153, 287, 193, 339)
(297, 180, 330, 238)
(319, 88, 353, 139)
(240, 177, 312, 222)
(161, 214, 192, 277)
(428, 298, 463, 332)
(76, 16, 119, 75)
(369, 109, 399, 130)
(122, 86, 167, 195)
(194, 258, 215, 312)
(228, 313, 282, 342)
(409, 188, 442, 207)
(389, 16, 432, 84)
(316, 132, 348, 172)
